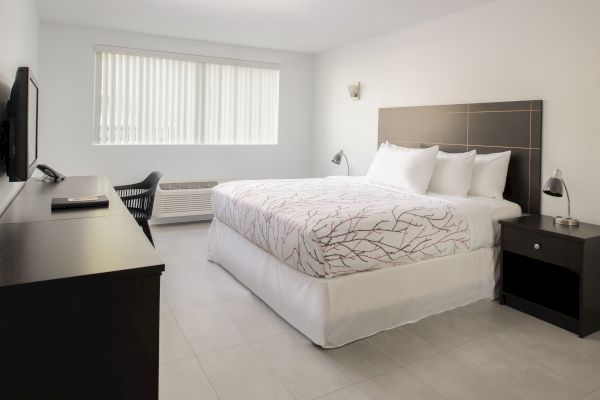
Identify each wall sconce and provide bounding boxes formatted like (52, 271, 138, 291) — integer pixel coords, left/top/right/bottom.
(347, 82, 360, 100)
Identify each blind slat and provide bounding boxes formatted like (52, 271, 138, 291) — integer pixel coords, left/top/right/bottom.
(95, 50, 279, 145)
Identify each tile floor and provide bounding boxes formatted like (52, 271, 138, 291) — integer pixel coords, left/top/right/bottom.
(153, 221, 600, 400)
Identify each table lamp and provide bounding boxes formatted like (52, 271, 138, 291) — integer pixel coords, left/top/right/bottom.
(543, 169, 579, 226)
(331, 150, 349, 176)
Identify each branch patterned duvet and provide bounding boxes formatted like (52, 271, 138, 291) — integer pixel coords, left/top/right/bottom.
(211, 177, 471, 278)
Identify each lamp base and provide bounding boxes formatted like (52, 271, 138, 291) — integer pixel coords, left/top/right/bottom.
(553, 216, 580, 226)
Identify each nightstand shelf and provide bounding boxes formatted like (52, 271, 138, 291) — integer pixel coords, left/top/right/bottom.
(500, 215, 600, 337)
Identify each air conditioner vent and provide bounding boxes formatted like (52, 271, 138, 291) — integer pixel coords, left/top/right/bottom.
(159, 181, 218, 190)
(153, 180, 222, 219)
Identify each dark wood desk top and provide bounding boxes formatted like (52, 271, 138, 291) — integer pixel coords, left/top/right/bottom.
(0, 176, 128, 224)
(500, 215, 600, 242)
(0, 176, 164, 288)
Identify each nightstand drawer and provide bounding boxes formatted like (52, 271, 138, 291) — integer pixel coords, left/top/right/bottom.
(502, 226, 582, 271)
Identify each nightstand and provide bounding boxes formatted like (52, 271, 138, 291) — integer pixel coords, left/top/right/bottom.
(499, 215, 600, 337)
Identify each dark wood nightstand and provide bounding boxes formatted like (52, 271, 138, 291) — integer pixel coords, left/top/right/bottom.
(499, 215, 600, 337)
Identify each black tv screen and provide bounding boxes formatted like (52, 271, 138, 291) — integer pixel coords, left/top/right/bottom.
(2, 67, 39, 182)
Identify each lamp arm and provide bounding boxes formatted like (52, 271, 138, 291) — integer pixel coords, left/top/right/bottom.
(561, 178, 571, 219)
(342, 153, 349, 176)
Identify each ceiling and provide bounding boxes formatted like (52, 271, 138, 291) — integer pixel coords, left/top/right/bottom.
(35, 0, 495, 53)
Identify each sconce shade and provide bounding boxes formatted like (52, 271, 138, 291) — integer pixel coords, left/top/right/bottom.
(347, 82, 360, 100)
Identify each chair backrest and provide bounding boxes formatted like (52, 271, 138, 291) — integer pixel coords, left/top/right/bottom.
(141, 171, 163, 195)
(142, 171, 162, 216)
(116, 171, 163, 221)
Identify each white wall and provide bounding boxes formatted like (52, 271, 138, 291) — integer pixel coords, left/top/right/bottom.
(313, 0, 600, 224)
(39, 23, 313, 185)
(0, 0, 39, 214)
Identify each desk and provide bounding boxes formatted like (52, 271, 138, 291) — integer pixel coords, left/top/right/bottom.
(1, 176, 128, 223)
(0, 176, 164, 399)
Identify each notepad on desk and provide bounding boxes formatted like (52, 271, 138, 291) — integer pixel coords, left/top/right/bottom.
(51, 195, 110, 210)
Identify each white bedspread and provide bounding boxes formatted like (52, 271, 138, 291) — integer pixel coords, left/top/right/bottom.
(212, 177, 501, 278)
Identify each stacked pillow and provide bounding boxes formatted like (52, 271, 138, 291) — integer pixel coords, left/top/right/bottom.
(428, 150, 476, 197)
(468, 151, 511, 198)
(366, 142, 511, 198)
(366, 143, 438, 194)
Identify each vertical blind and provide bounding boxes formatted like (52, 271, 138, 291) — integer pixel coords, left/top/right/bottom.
(94, 48, 280, 145)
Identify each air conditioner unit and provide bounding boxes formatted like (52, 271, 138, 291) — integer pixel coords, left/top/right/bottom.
(153, 181, 221, 220)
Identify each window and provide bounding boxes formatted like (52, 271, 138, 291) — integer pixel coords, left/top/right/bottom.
(93, 46, 280, 145)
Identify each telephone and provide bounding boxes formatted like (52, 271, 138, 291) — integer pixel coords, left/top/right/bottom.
(37, 163, 65, 182)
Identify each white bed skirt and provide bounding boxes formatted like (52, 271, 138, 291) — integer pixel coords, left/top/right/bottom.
(207, 218, 497, 348)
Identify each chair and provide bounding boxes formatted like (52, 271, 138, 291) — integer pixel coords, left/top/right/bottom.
(114, 171, 162, 246)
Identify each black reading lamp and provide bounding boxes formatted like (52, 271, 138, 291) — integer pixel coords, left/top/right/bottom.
(543, 169, 579, 226)
(331, 150, 349, 176)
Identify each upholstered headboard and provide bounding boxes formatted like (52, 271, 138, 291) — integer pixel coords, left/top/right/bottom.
(378, 100, 542, 214)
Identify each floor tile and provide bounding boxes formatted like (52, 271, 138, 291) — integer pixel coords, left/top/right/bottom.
(506, 319, 600, 393)
(155, 231, 209, 257)
(186, 249, 213, 266)
(174, 303, 246, 354)
(162, 274, 217, 311)
(220, 295, 291, 340)
(358, 368, 447, 400)
(162, 261, 252, 311)
(161, 254, 193, 278)
(436, 299, 531, 338)
(192, 262, 253, 302)
(451, 330, 585, 400)
(251, 331, 351, 400)
(583, 388, 600, 400)
(316, 386, 371, 400)
(159, 313, 194, 365)
(159, 296, 171, 314)
(323, 339, 398, 383)
(406, 353, 520, 400)
(159, 357, 217, 400)
(367, 326, 438, 367)
(155, 237, 197, 257)
(468, 299, 537, 323)
(510, 317, 600, 351)
(199, 343, 294, 400)
(402, 315, 478, 351)
(584, 329, 600, 346)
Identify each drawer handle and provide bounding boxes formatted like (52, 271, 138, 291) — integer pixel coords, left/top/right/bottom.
(533, 243, 541, 250)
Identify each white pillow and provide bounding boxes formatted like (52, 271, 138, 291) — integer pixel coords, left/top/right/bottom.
(428, 150, 476, 197)
(367, 144, 438, 194)
(468, 151, 511, 198)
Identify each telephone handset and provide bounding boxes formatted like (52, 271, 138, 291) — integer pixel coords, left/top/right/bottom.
(37, 163, 65, 182)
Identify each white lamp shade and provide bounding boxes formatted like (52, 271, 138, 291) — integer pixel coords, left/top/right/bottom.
(347, 82, 360, 100)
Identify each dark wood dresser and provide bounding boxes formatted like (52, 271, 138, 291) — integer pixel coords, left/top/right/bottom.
(500, 215, 600, 337)
(0, 176, 164, 399)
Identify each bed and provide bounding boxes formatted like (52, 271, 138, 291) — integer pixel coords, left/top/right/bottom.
(207, 100, 542, 347)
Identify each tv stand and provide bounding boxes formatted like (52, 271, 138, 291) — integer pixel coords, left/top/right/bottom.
(0, 176, 164, 399)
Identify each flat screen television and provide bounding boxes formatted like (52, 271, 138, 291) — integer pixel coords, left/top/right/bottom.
(1, 67, 39, 182)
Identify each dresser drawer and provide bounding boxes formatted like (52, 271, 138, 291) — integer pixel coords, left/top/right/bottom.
(502, 226, 582, 271)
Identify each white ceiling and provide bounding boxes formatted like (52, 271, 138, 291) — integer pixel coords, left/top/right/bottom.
(35, 0, 495, 53)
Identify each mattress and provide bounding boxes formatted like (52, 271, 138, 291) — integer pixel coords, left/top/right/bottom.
(212, 177, 512, 278)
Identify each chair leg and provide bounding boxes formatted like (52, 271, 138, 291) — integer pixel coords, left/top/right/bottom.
(140, 220, 155, 247)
